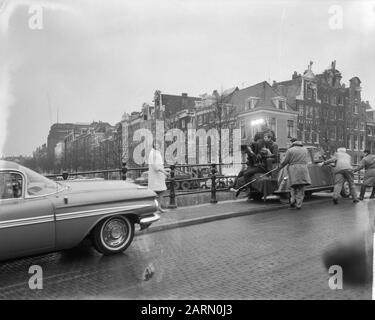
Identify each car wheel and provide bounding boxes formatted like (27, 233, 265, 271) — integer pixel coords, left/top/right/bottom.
(181, 181, 191, 190)
(92, 216, 134, 255)
(340, 180, 351, 198)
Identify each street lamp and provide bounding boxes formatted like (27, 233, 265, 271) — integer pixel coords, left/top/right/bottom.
(250, 118, 265, 126)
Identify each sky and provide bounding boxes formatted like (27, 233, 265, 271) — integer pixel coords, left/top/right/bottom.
(0, 0, 375, 156)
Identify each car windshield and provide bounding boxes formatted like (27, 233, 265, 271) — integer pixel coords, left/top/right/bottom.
(22, 166, 64, 196)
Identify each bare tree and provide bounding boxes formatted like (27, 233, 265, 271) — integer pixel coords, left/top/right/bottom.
(211, 89, 238, 167)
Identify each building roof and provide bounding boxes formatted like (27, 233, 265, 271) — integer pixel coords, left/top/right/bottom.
(160, 93, 201, 117)
(273, 77, 302, 109)
(229, 81, 294, 112)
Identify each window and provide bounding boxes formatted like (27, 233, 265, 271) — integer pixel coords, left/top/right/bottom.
(312, 132, 319, 143)
(323, 94, 329, 103)
(305, 125, 311, 142)
(347, 135, 352, 149)
(337, 96, 344, 105)
(198, 115, 203, 126)
(181, 119, 186, 129)
(353, 135, 358, 150)
(278, 100, 286, 110)
(315, 107, 319, 119)
(329, 127, 336, 140)
(248, 99, 256, 110)
(298, 105, 304, 116)
(287, 120, 295, 138)
(23, 167, 61, 196)
(306, 88, 313, 100)
(360, 122, 365, 131)
(337, 111, 343, 120)
(360, 135, 365, 150)
(337, 127, 344, 140)
(240, 120, 246, 139)
(0, 172, 23, 199)
(330, 96, 336, 105)
(306, 106, 313, 119)
(354, 104, 359, 114)
(269, 118, 276, 132)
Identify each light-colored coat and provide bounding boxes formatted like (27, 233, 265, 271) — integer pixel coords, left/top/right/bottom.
(148, 148, 167, 192)
(280, 144, 311, 187)
(325, 151, 353, 174)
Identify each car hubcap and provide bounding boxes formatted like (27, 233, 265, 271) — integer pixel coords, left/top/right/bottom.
(102, 218, 128, 248)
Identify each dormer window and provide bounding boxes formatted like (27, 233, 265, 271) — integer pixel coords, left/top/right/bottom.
(247, 98, 256, 110)
(278, 100, 286, 110)
(272, 97, 286, 110)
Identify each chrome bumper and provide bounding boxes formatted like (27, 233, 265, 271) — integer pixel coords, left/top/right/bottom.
(139, 212, 160, 226)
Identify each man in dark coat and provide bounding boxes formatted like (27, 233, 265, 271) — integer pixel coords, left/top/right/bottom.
(263, 132, 279, 171)
(279, 140, 311, 209)
(353, 149, 375, 200)
(231, 139, 267, 197)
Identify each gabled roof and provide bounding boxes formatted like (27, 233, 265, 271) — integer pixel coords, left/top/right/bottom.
(273, 78, 302, 110)
(229, 81, 294, 112)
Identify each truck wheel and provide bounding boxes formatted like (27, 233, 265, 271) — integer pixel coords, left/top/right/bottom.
(279, 192, 290, 204)
(92, 216, 134, 255)
(340, 181, 351, 198)
(250, 192, 263, 201)
(305, 191, 313, 199)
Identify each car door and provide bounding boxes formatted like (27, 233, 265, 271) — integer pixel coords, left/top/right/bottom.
(0, 171, 55, 260)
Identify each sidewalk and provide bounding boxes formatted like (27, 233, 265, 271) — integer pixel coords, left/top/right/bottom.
(137, 193, 333, 235)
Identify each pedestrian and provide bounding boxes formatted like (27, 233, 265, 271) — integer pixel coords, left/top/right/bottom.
(353, 149, 375, 200)
(148, 140, 169, 213)
(279, 140, 311, 209)
(318, 147, 359, 204)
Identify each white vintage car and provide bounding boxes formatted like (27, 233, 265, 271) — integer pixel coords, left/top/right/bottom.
(0, 161, 160, 261)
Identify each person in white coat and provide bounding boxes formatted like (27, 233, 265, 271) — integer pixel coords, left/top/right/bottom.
(148, 140, 169, 212)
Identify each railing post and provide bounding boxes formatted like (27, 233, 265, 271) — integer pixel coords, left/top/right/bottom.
(121, 162, 127, 181)
(168, 164, 177, 208)
(210, 163, 218, 204)
(62, 171, 69, 180)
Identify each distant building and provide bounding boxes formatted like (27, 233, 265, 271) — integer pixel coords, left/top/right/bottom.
(365, 101, 375, 153)
(47, 122, 93, 170)
(228, 81, 298, 149)
(273, 60, 367, 163)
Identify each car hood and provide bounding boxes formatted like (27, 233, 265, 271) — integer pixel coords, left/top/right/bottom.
(54, 180, 156, 209)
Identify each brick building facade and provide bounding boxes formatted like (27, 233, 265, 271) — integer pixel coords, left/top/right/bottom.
(273, 61, 368, 163)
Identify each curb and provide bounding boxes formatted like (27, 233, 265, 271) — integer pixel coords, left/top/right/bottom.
(136, 197, 332, 236)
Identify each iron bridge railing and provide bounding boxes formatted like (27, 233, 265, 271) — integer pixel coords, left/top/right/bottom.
(46, 162, 245, 208)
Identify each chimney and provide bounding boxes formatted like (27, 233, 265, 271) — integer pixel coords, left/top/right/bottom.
(182, 93, 188, 97)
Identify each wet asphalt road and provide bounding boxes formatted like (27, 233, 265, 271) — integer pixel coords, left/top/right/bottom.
(0, 198, 373, 299)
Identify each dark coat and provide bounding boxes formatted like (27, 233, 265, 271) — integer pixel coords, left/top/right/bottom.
(359, 154, 375, 186)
